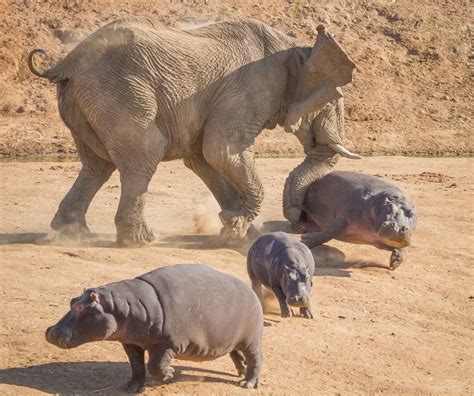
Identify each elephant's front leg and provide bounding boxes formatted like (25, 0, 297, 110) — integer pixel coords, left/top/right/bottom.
(183, 154, 241, 213)
(210, 150, 263, 240)
(218, 149, 263, 240)
(203, 132, 263, 240)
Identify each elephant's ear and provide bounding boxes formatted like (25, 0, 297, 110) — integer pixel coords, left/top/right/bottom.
(306, 25, 356, 87)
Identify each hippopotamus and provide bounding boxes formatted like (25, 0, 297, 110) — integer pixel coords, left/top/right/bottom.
(296, 171, 418, 270)
(46, 264, 263, 392)
(247, 232, 315, 319)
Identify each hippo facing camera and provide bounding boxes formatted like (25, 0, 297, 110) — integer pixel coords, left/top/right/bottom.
(247, 232, 315, 319)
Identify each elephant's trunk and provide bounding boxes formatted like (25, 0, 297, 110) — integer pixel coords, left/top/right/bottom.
(283, 148, 338, 223)
(283, 97, 360, 224)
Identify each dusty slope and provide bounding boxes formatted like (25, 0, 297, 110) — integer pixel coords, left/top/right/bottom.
(0, 0, 472, 158)
(0, 157, 473, 394)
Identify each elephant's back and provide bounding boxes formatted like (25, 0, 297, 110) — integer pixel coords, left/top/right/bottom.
(61, 18, 210, 78)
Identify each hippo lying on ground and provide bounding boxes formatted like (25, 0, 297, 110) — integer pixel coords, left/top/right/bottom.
(247, 232, 315, 318)
(46, 264, 263, 392)
(295, 171, 417, 270)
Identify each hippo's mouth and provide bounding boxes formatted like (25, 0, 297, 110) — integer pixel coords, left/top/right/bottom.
(287, 297, 310, 308)
(378, 233, 411, 248)
(45, 326, 81, 349)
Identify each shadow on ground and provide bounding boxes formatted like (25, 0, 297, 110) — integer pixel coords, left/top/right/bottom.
(155, 234, 252, 256)
(311, 245, 388, 277)
(0, 361, 239, 394)
(0, 232, 116, 247)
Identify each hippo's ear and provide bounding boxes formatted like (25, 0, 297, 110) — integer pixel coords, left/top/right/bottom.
(88, 290, 113, 312)
(89, 291, 100, 304)
(69, 296, 80, 308)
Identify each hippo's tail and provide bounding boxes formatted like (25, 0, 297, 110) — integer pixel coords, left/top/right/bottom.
(28, 49, 65, 83)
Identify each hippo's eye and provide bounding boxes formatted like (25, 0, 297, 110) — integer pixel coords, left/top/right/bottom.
(75, 304, 85, 313)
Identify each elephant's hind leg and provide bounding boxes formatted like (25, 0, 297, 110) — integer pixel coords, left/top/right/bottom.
(111, 123, 167, 246)
(51, 135, 115, 237)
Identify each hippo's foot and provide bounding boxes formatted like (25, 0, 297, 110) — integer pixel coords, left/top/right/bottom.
(239, 378, 259, 389)
(280, 307, 294, 318)
(153, 366, 175, 383)
(291, 221, 321, 234)
(219, 210, 250, 241)
(389, 248, 406, 270)
(300, 307, 314, 319)
(123, 379, 145, 394)
(116, 222, 156, 247)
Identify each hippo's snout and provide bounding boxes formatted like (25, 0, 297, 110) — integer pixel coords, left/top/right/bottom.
(287, 295, 310, 308)
(378, 221, 412, 248)
(46, 325, 73, 349)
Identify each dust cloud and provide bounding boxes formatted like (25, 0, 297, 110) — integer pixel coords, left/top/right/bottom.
(192, 196, 222, 235)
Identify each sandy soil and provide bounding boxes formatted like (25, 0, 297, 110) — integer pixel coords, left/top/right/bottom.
(0, 156, 472, 394)
(1, 0, 472, 157)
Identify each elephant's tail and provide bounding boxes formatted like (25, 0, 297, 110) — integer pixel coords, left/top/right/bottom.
(28, 49, 65, 83)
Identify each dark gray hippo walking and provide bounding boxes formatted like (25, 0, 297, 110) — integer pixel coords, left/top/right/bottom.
(247, 232, 315, 319)
(296, 171, 418, 269)
(46, 264, 263, 392)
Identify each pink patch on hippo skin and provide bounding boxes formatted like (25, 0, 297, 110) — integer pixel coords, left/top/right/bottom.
(340, 221, 380, 245)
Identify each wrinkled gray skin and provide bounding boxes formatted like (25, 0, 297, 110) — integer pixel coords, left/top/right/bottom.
(247, 232, 315, 318)
(297, 171, 418, 270)
(46, 264, 263, 392)
(27, 17, 356, 245)
(283, 97, 361, 224)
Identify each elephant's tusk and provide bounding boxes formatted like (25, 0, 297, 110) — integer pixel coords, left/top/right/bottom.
(329, 143, 362, 159)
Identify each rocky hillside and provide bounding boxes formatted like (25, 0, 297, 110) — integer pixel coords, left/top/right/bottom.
(0, 0, 472, 157)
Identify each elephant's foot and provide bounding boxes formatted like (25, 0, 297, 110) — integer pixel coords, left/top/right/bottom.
(219, 210, 251, 241)
(50, 212, 92, 239)
(116, 221, 156, 247)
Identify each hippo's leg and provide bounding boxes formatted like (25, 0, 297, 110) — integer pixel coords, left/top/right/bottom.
(122, 343, 146, 393)
(250, 279, 264, 305)
(148, 345, 176, 383)
(300, 305, 314, 319)
(301, 217, 348, 248)
(272, 286, 291, 318)
(230, 350, 246, 377)
(290, 211, 321, 234)
(390, 248, 407, 270)
(238, 340, 262, 389)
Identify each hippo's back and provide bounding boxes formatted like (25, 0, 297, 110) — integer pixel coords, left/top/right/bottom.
(138, 264, 262, 359)
(309, 171, 400, 196)
(249, 232, 313, 265)
(304, 171, 404, 226)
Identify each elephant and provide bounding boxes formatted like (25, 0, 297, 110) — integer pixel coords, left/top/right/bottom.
(27, 17, 356, 245)
(283, 96, 361, 225)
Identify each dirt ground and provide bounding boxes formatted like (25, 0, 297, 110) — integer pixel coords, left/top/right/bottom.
(0, 0, 472, 157)
(0, 156, 472, 394)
